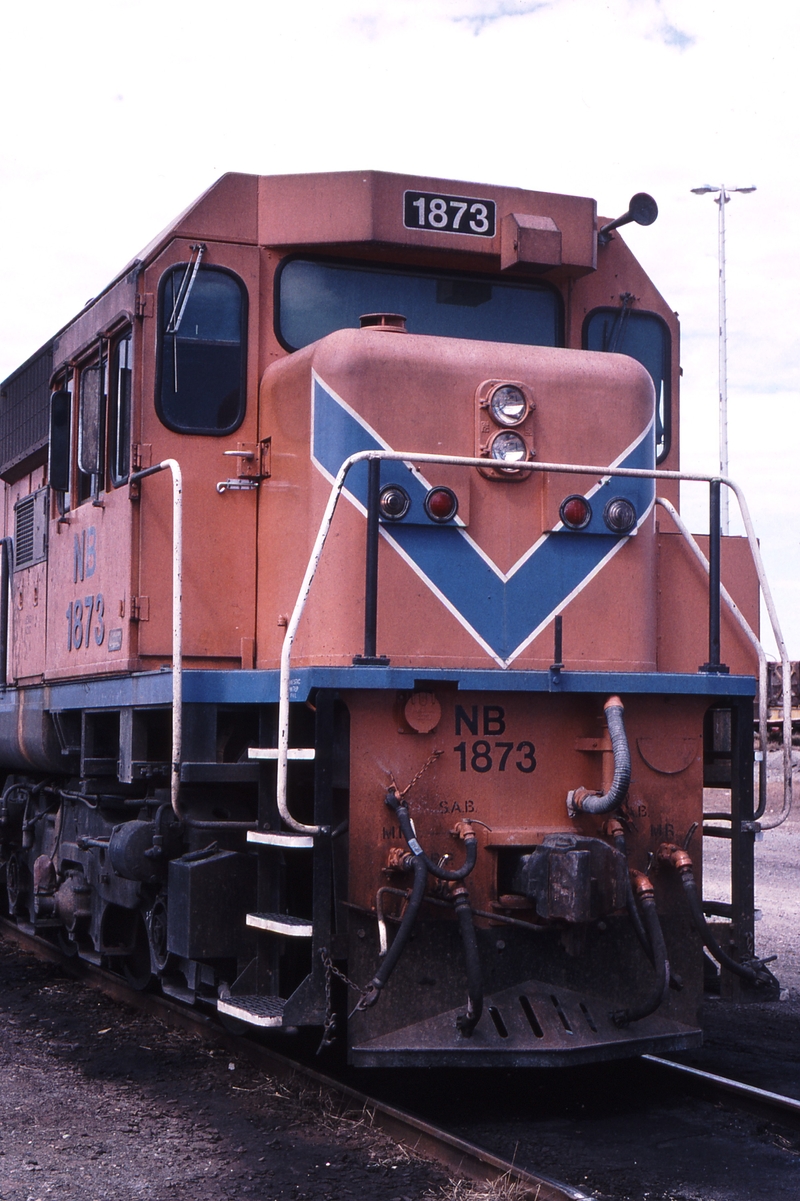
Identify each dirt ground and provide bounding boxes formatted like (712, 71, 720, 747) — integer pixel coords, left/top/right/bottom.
(0, 757, 798, 1201)
(0, 941, 450, 1201)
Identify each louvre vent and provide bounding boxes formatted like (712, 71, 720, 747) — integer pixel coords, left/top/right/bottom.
(14, 488, 48, 571)
(0, 341, 53, 479)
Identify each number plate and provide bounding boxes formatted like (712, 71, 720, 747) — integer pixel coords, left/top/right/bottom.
(404, 190, 496, 238)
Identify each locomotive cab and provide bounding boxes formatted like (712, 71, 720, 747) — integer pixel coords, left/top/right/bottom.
(0, 170, 777, 1067)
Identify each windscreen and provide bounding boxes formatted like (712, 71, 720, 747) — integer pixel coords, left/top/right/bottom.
(277, 259, 562, 350)
(583, 307, 672, 463)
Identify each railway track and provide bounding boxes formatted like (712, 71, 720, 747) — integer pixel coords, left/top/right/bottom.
(0, 919, 588, 1201)
(2, 918, 798, 1200)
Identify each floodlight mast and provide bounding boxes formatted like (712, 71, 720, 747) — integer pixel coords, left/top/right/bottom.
(691, 184, 756, 535)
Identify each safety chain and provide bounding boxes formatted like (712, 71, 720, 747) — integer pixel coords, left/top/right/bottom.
(391, 748, 443, 799)
(317, 947, 369, 1051)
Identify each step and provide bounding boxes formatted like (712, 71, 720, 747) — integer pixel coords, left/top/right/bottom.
(246, 912, 314, 937)
(247, 830, 314, 848)
(248, 747, 315, 761)
(217, 994, 285, 1028)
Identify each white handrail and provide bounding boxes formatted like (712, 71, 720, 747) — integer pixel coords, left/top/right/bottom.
(655, 497, 770, 822)
(131, 458, 183, 818)
(276, 450, 790, 835)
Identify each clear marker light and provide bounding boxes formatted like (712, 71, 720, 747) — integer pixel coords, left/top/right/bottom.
(603, 497, 636, 534)
(379, 484, 411, 520)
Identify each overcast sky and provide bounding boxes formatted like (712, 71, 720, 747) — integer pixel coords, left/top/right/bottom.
(1, 0, 797, 655)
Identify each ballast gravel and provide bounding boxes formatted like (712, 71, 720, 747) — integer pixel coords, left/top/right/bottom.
(0, 941, 450, 1201)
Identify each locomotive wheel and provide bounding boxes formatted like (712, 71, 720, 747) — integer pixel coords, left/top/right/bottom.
(56, 928, 79, 958)
(5, 854, 26, 916)
(122, 916, 153, 991)
(147, 898, 173, 972)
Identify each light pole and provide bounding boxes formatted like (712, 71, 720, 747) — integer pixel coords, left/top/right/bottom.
(691, 184, 756, 535)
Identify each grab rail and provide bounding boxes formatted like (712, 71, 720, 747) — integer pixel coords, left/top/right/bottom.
(276, 450, 791, 836)
(130, 459, 183, 818)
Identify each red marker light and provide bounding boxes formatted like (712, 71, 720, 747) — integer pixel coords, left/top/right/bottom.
(560, 495, 592, 530)
(424, 487, 458, 523)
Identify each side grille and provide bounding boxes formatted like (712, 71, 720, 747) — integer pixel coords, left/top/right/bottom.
(14, 488, 48, 571)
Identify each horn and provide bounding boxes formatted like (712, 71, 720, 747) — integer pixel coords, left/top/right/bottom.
(598, 193, 658, 245)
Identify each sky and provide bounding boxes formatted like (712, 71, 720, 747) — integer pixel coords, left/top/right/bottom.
(1, 0, 797, 656)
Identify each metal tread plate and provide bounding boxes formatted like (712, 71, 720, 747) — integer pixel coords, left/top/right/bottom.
(246, 912, 314, 937)
(217, 994, 286, 1027)
(350, 977, 703, 1067)
(247, 831, 315, 848)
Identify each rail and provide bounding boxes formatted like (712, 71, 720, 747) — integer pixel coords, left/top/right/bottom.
(277, 450, 791, 835)
(130, 459, 183, 818)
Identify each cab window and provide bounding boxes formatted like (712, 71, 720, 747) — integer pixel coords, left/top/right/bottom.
(157, 265, 247, 435)
(583, 307, 672, 463)
(109, 329, 132, 485)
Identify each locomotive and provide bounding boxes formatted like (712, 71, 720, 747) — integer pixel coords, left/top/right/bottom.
(0, 170, 782, 1067)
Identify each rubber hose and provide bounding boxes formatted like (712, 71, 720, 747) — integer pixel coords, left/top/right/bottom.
(612, 892, 670, 1025)
(575, 702, 631, 815)
(386, 791, 478, 881)
(679, 868, 766, 985)
(356, 851, 428, 1009)
(613, 832, 652, 956)
(452, 887, 483, 1037)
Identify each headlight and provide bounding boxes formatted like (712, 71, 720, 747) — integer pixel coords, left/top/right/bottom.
(379, 484, 410, 520)
(489, 430, 528, 466)
(603, 497, 637, 534)
(489, 384, 527, 427)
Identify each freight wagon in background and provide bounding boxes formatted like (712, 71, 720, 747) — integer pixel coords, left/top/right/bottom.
(0, 171, 789, 1068)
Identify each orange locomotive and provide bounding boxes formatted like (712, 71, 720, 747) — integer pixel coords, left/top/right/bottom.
(0, 171, 778, 1066)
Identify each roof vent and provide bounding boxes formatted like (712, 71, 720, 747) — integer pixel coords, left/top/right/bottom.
(359, 313, 407, 332)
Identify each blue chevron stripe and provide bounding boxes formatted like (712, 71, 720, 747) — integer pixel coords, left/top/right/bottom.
(311, 372, 655, 664)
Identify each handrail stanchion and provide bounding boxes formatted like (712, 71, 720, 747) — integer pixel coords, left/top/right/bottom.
(130, 459, 183, 818)
(364, 456, 380, 659)
(702, 478, 727, 674)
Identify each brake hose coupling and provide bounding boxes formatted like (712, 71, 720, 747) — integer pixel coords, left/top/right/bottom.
(629, 868, 655, 899)
(656, 842, 693, 873)
(384, 846, 414, 874)
(602, 816, 626, 841)
(450, 820, 477, 843)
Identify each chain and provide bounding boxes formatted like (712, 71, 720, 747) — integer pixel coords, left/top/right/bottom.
(317, 947, 369, 1051)
(391, 748, 443, 799)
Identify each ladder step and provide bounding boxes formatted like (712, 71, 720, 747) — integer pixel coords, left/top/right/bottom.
(248, 747, 315, 760)
(248, 830, 314, 848)
(246, 912, 314, 937)
(217, 994, 285, 1028)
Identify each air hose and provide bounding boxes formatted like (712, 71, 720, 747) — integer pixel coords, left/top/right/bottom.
(356, 847, 428, 1010)
(356, 790, 480, 1019)
(657, 843, 778, 992)
(567, 696, 631, 817)
(451, 883, 483, 1037)
(604, 818, 682, 993)
(612, 870, 670, 1025)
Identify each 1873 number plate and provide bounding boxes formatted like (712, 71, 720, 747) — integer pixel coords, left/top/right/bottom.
(403, 190, 496, 238)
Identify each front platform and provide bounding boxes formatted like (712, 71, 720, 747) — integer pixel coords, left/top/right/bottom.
(349, 977, 702, 1068)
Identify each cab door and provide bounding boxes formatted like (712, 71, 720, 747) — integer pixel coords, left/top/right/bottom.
(136, 240, 260, 668)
